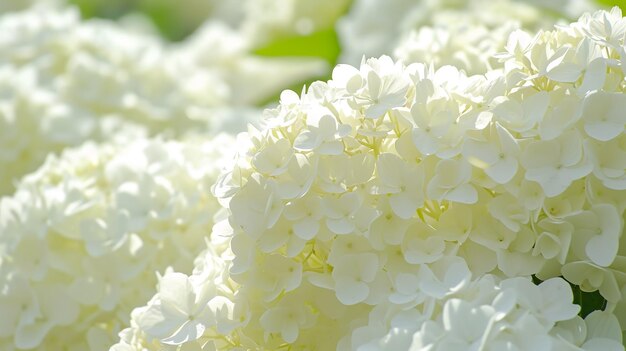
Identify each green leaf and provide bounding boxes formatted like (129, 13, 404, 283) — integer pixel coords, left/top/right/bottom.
(598, 0, 626, 10)
(570, 283, 607, 318)
(251, 29, 341, 106)
(253, 28, 341, 66)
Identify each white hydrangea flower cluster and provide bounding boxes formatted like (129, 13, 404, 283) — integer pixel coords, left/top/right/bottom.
(0, 7, 225, 196)
(338, 0, 598, 74)
(112, 254, 623, 351)
(0, 61, 149, 197)
(110, 241, 239, 351)
(0, 5, 330, 196)
(393, 17, 520, 75)
(0, 135, 234, 350)
(352, 275, 623, 350)
(114, 8, 626, 350)
(0, 7, 230, 127)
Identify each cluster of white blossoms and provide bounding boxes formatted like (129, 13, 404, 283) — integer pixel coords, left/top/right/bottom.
(0, 5, 328, 196)
(0, 135, 235, 350)
(338, 0, 598, 73)
(112, 254, 622, 350)
(110, 242, 238, 351)
(350, 275, 624, 350)
(113, 7, 626, 351)
(0, 7, 229, 129)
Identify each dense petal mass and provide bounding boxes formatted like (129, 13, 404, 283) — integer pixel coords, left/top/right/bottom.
(117, 8, 626, 348)
(338, 0, 596, 72)
(0, 136, 234, 350)
(2, 2, 624, 351)
(0, 3, 330, 196)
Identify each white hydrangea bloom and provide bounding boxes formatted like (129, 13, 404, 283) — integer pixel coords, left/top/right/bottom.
(0, 65, 150, 196)
(0, 4, 331, 196)
(0, 8, 230, 113)
(0, 135, 234, 350)
(202, 10, 626, 347)
(393, 17, 519, 75)
(349, 275, 623, 351)
(133, 255, 233, 346)
(338, 0, 599, 74)
(115, 258, 623, 351)
(0, 7, 232, 196)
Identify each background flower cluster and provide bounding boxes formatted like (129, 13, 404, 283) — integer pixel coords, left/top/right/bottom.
(0, 0, 625, 350)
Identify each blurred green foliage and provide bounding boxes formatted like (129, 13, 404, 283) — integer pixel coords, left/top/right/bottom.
(600, 0, 626, 9)
(69, 0, 215, 41)
(254, 28, 341, 66)
(250, 28, 342, 106)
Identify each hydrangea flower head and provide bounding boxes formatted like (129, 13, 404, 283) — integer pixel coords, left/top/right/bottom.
(0, 4, 330, 196)
(339, 0, 599, 74)
(0, 135, 234, 350)
(115, 8, 626, 350)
